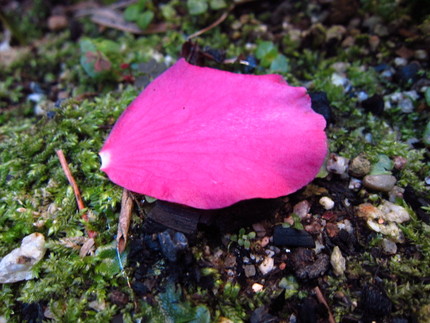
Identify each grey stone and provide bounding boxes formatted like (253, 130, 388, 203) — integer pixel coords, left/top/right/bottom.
(363, 174, 397, 192)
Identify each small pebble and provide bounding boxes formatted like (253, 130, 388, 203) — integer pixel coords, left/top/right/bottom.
(356, 91, 369, 102)
(399, 97, 414, 113)
(319, 196, 335, 210)
(381, 239, 397, 255)
(330, 246, 346, 276)
(157, 230, 188, 262)
(349, 177, 362, 191)
(378, 200, 410, 223)
(349, 154, 371, 177)
(331, 73, 351, 92)
(363, 174, 397, 192)
(293, 200, 311, 220)
(252, 283, 264, 293)
(0, 233, 46, 283)
(397, 62, 420, 84)
(243, 264, 256, 277)
(259, 236, 270, 247)
(326, 154, 349, 175)
(252, 222, 266, 238)
(258, 257, 274, 275)
(393, 156, 407, 170)
(414, 49, 428, 60)
(394, 57, 408, 67)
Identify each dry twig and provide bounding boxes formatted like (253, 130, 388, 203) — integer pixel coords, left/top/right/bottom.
(56, 149, 97, 238)
(117, 189, 133, 253)
(314, 286, 336, 323)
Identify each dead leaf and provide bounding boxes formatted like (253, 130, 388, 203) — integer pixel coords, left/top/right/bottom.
(117, 189, 133, 253)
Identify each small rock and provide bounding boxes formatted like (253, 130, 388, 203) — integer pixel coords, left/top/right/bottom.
(356, 202, 408, 242)
(361, 94, 385, 115)
(331, 73, 351, 92)
(319, 196, 335, 210)
(356, 91, 369, 102)
(378, 200, 410, 223)
(259, 236, 270, 247)
(414, 49, 428, 60)
(396, 62, 420, 84)
(157, 229, 188, 262)
(0, 233, 46, 283)
(252, 222, 266, 238)
(393, 156, 407, 170)
(349, 177, 362, 191)
(259, 257, 274, 275)
(326, 153, 349, 175)
(381, 239, 397, 255)
(363, 174, 397, 192)
(252, 283, 264, 293)
(398, 97, 414, 113)
(293, 200, 311, 220)
(349, 154, 371, 178)
(394, 57, 408, 67)
(243, 264, 256, 277)
(48, 15, 68, 31)
(330, 246, 346, 276)
(272, 226, 315, 248)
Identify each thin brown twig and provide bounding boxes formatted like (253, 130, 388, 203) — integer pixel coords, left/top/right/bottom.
(187, 9, 231, 40)
(314, 286, 336, 323)
(56, 149, 97, 238)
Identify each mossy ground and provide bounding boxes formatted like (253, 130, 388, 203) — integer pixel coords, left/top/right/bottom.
(1, 1, 430, 322)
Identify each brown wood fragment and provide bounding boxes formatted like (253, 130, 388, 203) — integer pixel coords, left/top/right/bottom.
(314, 286, 336, 323)
(79, 238, 95, 258)
(56, 149, 97, 238)
(117, 189, 133, 253)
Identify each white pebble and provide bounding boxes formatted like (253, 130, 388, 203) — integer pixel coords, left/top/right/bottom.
(252, 283, 264, 293)
(258, 257, 274, 275)
(330, 246, 346, 276)
(381, 238, 397, 255)
(0, 233, 46, 283)
(319, 196, 335, 210)
(326, 154, 349, 175)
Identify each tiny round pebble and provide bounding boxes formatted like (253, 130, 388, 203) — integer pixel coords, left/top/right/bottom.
(326, 154, 349, 175)
(319, 196, 335, 210)
(258, 257, 274, 275)
(252, 283, 264, 293)
(349, 154, 371, 177)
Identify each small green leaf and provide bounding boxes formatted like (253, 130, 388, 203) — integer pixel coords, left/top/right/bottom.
(210, 0, 227, 10)
(187, 0, 208, 15)
(255, 41, 276, 60)
(270, 54, 289, 73)
(136, 11, 154, 30)
(425, 87, 430, 106)
(124, 4, 141, 21)
(370, 154, 393, 175)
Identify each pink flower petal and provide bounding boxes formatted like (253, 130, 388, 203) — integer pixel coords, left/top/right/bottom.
(100, 58, 327, 209)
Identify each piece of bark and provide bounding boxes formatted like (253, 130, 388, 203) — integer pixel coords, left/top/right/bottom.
(117, 189, 133, 253)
